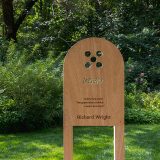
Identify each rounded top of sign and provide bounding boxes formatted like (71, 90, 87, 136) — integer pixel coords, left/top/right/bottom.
(65, 37, 123, 63)
(64, 37, 124, 69)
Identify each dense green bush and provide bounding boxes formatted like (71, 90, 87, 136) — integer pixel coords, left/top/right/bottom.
(125, 107, 160, 124)
(124, 56, 160, 124)
(125, 91, 160, 124)
(0, 43, 62, 133)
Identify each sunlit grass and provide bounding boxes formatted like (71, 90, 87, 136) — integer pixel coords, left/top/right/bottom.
(0, 128, 63, 160)
(125, 125, 160, 160)
(73, 127, 114, 160)
(0, 125, 160, 160)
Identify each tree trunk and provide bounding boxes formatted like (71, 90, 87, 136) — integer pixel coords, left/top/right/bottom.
(2, 0, 38, 41)
(2, 0, 16, 40)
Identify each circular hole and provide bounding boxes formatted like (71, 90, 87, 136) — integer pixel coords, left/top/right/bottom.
(85, 62, 91, 68)
(90, 56, 96, 62)
(96, 51, 103, 57)
(85, 51, 91, 57)
(96, 62, 103, 68)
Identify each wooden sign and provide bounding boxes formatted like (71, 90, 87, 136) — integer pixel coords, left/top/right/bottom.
(64, 37, 124, 160)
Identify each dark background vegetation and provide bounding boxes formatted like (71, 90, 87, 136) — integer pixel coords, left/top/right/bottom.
(0, 0, 160, 133)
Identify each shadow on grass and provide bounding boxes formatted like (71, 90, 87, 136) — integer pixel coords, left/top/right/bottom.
(0, 125, 159, 160)
(73, 125, 160, 160)
(73, 127, 114, 160)
(125, 125, 160, 160)
(0, 128, 63, 160)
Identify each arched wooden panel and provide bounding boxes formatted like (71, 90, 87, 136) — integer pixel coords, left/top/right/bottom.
(64, 37, 125, 160)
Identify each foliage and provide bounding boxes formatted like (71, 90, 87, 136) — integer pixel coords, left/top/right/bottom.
(0, 43, 62, 132)
(125, 90, 160, 124)
(0, 0, 160, 131)
(2, 0, 158, 90)
(124, 56, 160, 124)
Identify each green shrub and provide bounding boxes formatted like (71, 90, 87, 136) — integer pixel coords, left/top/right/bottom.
(125, 91, 160, 124)
(0, 44, 63, 133)
(125, 108, 160, 124)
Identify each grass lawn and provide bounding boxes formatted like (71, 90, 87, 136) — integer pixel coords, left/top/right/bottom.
(0, 125, 160, 160)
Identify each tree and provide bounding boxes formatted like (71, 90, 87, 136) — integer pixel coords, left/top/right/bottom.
(2, 0, 38, 41)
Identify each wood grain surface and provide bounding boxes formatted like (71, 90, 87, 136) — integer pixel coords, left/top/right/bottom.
(64, 37, 125, 160)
